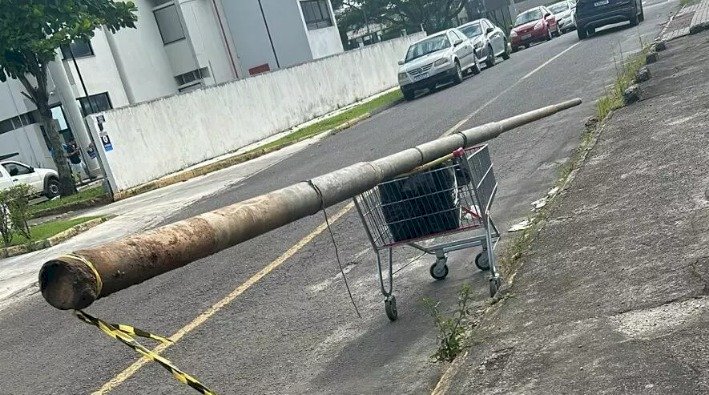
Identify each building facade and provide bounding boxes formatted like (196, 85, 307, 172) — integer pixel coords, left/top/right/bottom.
(0, 0, 343, 171)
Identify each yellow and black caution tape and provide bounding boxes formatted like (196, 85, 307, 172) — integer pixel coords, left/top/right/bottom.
(74, 310, 216, 395)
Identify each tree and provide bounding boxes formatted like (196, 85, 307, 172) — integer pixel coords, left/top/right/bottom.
(0, 0, 137, 196)
(334, 0, 467, 36)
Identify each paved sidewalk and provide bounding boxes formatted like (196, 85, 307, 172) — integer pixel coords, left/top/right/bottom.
(0, 138, 318, 310)
(661, 0, 709, 40)
(441, 32, 709, 393)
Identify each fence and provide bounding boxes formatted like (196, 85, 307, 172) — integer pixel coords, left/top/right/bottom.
(88, 33, 425, 194)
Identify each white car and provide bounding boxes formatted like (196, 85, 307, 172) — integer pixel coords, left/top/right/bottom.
(398, 28, 480, 101)
(458, 18, 511, 68)
(0, 161, 60, 198)
(549, 0, 577, 33)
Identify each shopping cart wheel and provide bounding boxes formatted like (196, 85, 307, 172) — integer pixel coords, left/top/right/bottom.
(489, 277, 502, 297)
(385, 295, 398, 321)
(475, 252, 490, 271)
(429, 260, 449, 280)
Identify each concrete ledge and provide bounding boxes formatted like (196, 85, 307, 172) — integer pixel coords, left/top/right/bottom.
(0, 217, 108, 258)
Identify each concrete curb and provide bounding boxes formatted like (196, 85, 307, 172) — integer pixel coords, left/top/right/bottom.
(112, 97, 403, 202)
(0, 217, 108, 258)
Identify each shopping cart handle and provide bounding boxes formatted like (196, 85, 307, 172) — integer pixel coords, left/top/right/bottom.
(452, 147, 465, 158)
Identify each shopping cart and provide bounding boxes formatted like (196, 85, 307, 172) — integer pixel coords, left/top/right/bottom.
(354, 145, 501, 321)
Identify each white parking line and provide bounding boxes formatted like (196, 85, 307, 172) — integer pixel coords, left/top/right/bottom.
(443, 41, 581, 137)
(520, 42, 581, 81)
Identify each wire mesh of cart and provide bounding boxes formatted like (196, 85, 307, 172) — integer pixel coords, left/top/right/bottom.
(353, 144, 501, 321)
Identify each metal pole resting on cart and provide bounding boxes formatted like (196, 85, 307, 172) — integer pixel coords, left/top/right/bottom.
(39, 98, 581, 311)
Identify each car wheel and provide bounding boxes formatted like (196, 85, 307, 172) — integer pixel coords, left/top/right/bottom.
(485, 45, 496, 68)
(471, 57, 481, 75)
(577, 25, 587, 39)
(630, 8, 639, 26)
(452, 61, 463, 84)
(502, 42, 511, 60)
(45, 177, 60, 199)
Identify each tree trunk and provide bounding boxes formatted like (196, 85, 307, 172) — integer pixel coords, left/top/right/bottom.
(37, 103, 77, 196)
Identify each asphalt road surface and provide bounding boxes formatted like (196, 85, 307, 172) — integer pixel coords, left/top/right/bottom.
(0, 1, 677, 393)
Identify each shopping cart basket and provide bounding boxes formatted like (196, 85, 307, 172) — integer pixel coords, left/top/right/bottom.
(354, 145, 501, 321)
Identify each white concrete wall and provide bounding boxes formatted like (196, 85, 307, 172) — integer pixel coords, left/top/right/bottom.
(108, 0, 180, 102)
(301, 0, 344, 59)
(307, 26, 344, 59)
(262, 0, 314, 67)
(0, 126, 53, 169)
(65, 29, 131, 108)
(179, 0, 236, 84)
(91, 33, 425, 192)
(220, 0, 281, 74)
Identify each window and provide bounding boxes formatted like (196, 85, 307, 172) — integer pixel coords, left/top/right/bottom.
(0, 112, 37, 135)
(60, 40, 94, 59)
(175, 67, 210, 86)
(78, 93, 113, 117)
(2, 163, 32, 177)
(300, 0, 333, 30)
(154, 3, 186, 44)
(451, 30, 466, 42)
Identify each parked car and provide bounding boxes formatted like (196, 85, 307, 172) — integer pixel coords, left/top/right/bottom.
(458, 18, 511, 68)
(549, 0, 577, 33)
(398, 29, 479, 101)
(0, 161, 60, 198)
(509, 6, 560, 51)
(575, 0, 644, 39)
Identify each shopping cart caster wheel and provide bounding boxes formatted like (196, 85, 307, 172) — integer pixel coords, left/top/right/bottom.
(429, 260, 449, 280)
(385, 295, 398, 321)
(475, 252, 490, 271)
(489, 277, 502, 297)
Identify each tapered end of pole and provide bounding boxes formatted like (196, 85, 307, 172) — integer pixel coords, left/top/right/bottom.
(39, 258, 99, 310)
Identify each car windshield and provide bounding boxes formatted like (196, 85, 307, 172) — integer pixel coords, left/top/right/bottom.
(459, 23, 482, 38)
(548, 2, 569, 13)
(514, 9, 543, 26)
(405, 35, 451, 62)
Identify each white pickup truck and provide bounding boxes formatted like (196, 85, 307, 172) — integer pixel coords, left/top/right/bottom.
(0, 161, 61, 198)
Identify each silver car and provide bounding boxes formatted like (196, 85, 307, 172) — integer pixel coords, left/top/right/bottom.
(549, 0, 577, 33)
(458, 18, 511, 68)
(398, 28, 479, 101)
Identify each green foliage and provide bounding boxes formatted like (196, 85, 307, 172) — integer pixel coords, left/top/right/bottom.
(0, 184, 32, 246)
(0, 0, 137, 81)
(0, 0, 137, 197)
(597, 45, 648, 119)
(423, 283, 475, 362)
(335, 0, 467, 36)
(8, 216, 102, 247)
(28, 185, 107, 218)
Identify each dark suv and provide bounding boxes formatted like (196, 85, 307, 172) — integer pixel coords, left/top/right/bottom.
(575, 0, 644, 39)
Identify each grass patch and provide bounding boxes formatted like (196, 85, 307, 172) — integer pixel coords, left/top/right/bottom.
(258, 90, 403, 151)
(29, 186, 108, 219)
(7, 216, 102, 247)
(596, 47, 648, 119)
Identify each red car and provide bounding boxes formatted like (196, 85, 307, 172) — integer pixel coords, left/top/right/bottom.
(510, 6, 560, 51)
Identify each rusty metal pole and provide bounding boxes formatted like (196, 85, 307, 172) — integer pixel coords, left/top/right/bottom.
(39, 99, 582, 310)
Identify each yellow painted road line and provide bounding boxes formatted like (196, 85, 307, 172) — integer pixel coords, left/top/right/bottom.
(95, 202, 355, 394)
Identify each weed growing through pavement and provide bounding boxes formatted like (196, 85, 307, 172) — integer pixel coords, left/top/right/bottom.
(423, 284, 475, 363)
(598, 42, 649, 119)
